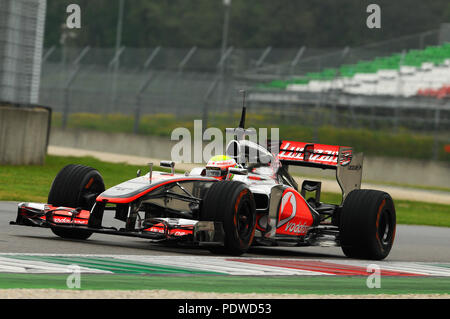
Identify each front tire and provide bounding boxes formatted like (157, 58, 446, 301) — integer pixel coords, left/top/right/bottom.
(201, 181, 256, 256)
(340, 189, 396, 260)
(48, 164, 105, 240)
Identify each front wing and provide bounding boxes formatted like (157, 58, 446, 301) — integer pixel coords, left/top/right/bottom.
(11, 202, 224, 244)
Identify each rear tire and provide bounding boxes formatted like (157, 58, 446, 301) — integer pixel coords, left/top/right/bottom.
(48, 164, 105, 240)
(201, 181, 256, 256)
(340, 189, 396, 260)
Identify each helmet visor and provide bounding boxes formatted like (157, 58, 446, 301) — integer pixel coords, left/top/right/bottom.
(205, 167, 224, 177)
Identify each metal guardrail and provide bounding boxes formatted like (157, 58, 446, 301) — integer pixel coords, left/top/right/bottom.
(33, 29, 449, 162)
(0, 0, 46, 105)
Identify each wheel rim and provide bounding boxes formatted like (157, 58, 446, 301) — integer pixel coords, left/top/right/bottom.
(378, 208, 394, 247)
(236, 200, 253, 238)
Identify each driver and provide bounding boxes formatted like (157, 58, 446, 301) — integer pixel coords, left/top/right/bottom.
(205, 155, 239, 180)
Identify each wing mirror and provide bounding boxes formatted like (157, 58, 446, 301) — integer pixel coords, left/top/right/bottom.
(160, 161, 175, 175)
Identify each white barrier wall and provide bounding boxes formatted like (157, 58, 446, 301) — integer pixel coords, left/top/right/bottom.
(49, 128, 450, 189)
(0, 106, 50, 165)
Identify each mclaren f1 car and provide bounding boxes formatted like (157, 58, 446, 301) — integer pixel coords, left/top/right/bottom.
(11, 106, 396, 260)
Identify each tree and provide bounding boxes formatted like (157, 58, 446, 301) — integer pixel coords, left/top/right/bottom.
(44, 0, 450, 48)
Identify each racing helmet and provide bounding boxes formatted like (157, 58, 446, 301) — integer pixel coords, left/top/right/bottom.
(205, 155, 238, 179)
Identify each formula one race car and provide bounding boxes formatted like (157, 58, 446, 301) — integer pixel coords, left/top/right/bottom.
(11, 107, 396, 260)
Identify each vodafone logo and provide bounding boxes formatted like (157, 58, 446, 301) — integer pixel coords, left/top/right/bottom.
(172, 230, 190, 236)
(53, 217, 87, 225)
(278, 191, 297, 227)
(148, 227, 165, 233)
(53, 217, 71, 223)
(284, 221, 308, 235)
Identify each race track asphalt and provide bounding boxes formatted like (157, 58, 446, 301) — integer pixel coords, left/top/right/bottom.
(1, 201, 449, 262)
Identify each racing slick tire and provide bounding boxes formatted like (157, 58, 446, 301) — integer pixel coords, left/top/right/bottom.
(48, 164, 105, 240)
(201, 181, 256, 256)
(339, 189, 396, 260)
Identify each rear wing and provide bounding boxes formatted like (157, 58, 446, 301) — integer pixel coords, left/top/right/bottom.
(273, 140, 364, 200)
(276, 140, 351, 169)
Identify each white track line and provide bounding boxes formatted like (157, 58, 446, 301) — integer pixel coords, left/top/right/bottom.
(0, 257, 110, 274)
(118, 256, 331, 276)
(1, 254, 449, 276)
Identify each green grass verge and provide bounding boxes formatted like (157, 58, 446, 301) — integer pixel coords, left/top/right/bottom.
(0, 155, 174, 203)
(361, 180, 450, 193)
(320, 192, 450, 227)
(52, 112, 450, 162)
(293, 173, 450, 193)
(0, 274, 449, 295)
(1, 155, 449, 227)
